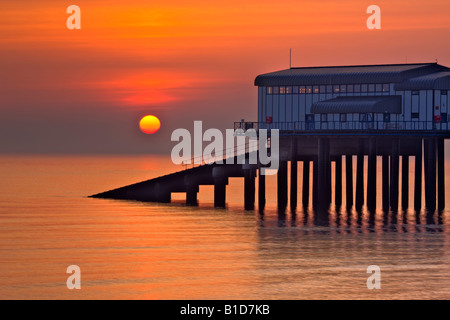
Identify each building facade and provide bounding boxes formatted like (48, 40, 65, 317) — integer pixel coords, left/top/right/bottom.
(253, 63, 450, 132)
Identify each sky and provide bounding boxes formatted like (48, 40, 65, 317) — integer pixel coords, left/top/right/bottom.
(0, 0, 449, 154)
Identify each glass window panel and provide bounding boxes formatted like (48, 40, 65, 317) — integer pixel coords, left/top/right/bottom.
(273, 86, 279, 94)
(320, 85, 326, 93)
(267, 87, 272, 95)
(306, 86, 312, 93)
(383, 84, 390, 92)
(376, 84, 382, 92)
(313, 86, 319, 94)
(354, 84, 361, 93)
(334, 85, 340, 93)
(361, 84, 368, 92)
(347, 85, 354, 93)
(368, 84, 375, 92)
(340, 85, 346, 93)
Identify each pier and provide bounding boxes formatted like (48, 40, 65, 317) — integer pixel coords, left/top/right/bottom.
(92, 63, 450, 215)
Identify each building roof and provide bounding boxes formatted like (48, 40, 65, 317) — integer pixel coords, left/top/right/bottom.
(394, 71, 450, 90)
(311, 96, 402, 114)
(254, 63, 449, 87)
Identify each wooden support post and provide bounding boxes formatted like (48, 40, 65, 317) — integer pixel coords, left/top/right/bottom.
(313, 157, 318, 208)
(258, 168, 266, 211)
(437, 138, 445, 212)
(356, 139, 364, 210)
(382, 155, 389, 210)
(186, 184, 198, 206)
(367, 138, 377, 210)
(414, 139, 422, 211)
(401, 155, 409, 209)
(302, 160, 310, 207)
(335, 156, 342, 207)
(277, 160, 288, 210)
(425, 138, 436, 212)
(318, 138, 326, 210)
(244, 168, 255, 210)
(345, 155, 353, 208)
(290, 141, 298, 209)
(390, 138, 399, 211)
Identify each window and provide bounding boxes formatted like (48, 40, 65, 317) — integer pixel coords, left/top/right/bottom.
(354, 84, 361, 93)
(411, 113, 419, 119)
(360, 113, 372, 122)
(442, 90, 448, 95)
(321, 114, 327, 122)
(306, 86, 312, 93)
(361, 84, 368, 92)
(273, 86, 279, 94)
(340, 114, 347, 122)
(368, 84, 375, 92)
(376, 84, 382, 92)
(340, 85, 346, 93)
(279, 86, 286, 94)
(347, 85, 354, 93)
(286, 86, 292, 94)
(382, 84, 390, 92)
(306, 114, 315, 122)
(412, 90, 419, 95)
(326, 85, 332, 93)
(267, 87, 273, 95)
(320, 85, 326, 93)
(333, 85, 340, 93)
(313, 86, 319, 94)
(293, 86, 299, 93)
(383, 113, 390, 122)
(300, 86, 306, 94)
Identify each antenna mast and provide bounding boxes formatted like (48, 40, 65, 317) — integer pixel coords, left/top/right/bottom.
(289, 48, 292, 68)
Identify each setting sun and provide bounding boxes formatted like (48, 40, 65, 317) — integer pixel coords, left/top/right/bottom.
(139, 115, 161, 134)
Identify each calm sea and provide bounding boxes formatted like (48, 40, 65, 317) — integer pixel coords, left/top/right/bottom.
(0, 155, 449, 299)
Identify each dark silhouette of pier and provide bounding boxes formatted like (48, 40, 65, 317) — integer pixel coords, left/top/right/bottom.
(91, 129, 447, 216)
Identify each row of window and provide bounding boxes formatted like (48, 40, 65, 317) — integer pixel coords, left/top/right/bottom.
(266, 84, 390, 95)
(411, 90, 448, 95)
(314, 114, 386, 123)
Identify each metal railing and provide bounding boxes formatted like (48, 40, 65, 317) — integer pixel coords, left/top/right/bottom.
(234, 120, 450, 134)
(182, 139, 259, 170)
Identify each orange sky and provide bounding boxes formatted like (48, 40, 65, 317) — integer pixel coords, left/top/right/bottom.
(0, 0, 449, 153)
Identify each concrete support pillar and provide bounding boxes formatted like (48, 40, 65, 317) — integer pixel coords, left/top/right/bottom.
(302, 160, 310, 207)
(335, 156, 342, 207)
(437, 138, 445, 212)
(313, 157, 318, 208)
(390, 138, 399, 211)
(356, 139, 365, 210)
(325, 139, 331, 205)
(414, 140, 422, 211)
(318, 138, 330, 210)
(345, 155, 353, 208)
(401, 155, 409, 209)
(186, 184, 198, 206)
(290, 141, 298, 209)
(258, 168, 266, 211)
(367, 138, 377, 210)
(213, 167, 227, 208)
(424, 139, 436, 212)
(382, 155, 390, 210)
(244, 168, 256, 210)
(277, 160, 288, 210)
